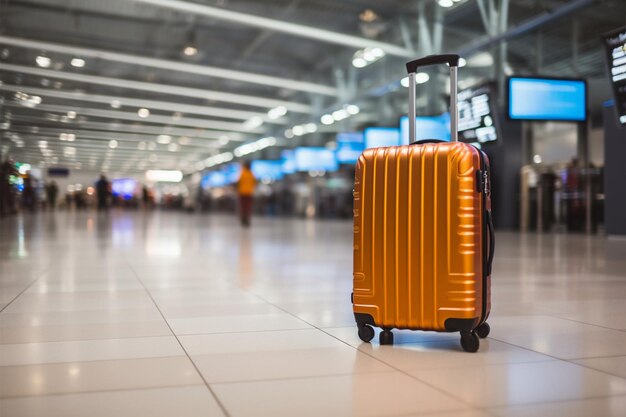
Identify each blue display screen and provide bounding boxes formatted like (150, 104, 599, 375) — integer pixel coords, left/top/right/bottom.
(112, 178, 136, 199)
(201, 171, 228, 188)
(399, 113, 451, 145)
(281, 150, 296, 174)
(364, 127, 400, 149)
(222, 163, 242, 184)
(294, 147, 339, 172)
(251, 160, 284, 181)
(336, 132, 364, 164)
(508, 77, 587, 121)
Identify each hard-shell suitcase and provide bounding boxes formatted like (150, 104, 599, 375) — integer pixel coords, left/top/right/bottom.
(352, 54, 494, 352)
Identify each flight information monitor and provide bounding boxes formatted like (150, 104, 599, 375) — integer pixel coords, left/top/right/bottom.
(399, 113, 451, 145)
(201, 171, 228, 188)
(112, 178, 136, 199)
(458, 84, 499, 143)
(294, 147, 338, 172)
(508, 77, 587, 122)
(603, 27, 626, 125)
(364, 127, 400, 149)
(251, 160, 284, 181)
(335, 132, 364, 164)
(281, 150, 296, 174)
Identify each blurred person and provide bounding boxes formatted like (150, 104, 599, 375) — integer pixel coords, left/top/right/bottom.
(96, 174, 110, 210)
(142, 185, 150, 209)
(565, 157, 583, 231)
(237, 160, 256, 227)
(0, 158, 18, 216)
(21, 176, 36, 212)
(46, 180, 58, 210)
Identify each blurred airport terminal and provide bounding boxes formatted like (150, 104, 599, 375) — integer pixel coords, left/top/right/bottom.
(0, 1, 625, 416)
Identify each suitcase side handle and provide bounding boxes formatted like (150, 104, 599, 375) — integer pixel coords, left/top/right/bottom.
(486, 210, 495, 276)
(406, 54, 459, 143)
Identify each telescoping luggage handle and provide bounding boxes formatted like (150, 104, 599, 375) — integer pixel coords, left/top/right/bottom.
(405, 54, 460, 143)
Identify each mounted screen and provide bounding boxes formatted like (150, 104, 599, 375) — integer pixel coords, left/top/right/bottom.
(602, 27, 626, 125)
(458, 84, 499, 143)
(508, 77, 587, 122)
(112, 178, 136, 199)
(335, 132, 364, 164)
(251, 160, 284, 181)
(399, 113, 451, 145)
(294, 147, 338, 172)
(281, 150, 296, 174)
(364, 127, 400, 149)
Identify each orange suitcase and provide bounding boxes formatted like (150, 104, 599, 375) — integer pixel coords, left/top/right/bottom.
(352, 55, 494, 352)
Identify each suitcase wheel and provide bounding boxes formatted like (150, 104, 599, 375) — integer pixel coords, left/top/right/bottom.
(379, 329, 394, 345)
(460, 331, 480, 353)
(357, 325, 375, 343)
(475, 322, 490, 339)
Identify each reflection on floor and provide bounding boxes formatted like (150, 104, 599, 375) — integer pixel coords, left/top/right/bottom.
(1, 211, 625, 417)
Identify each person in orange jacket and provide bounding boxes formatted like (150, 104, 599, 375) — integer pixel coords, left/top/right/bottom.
(237, 160, 256, 227)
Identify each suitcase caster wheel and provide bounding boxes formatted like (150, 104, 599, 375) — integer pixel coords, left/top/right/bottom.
(379, 329, 394, 345)
(358, 325, 375, 343)
(475, 322, 490, 339)
(460, 331, 479, 353)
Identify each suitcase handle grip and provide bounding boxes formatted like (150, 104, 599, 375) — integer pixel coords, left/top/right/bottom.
(409, 139, 446, 145)
(406, 55, 459, 143)
(405, 54, 460, 73)
(486, 210, 495, 276)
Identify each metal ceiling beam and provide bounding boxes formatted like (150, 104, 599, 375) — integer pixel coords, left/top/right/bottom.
(0, 84, 282, 123)
(0, 36, 337, 96)
(458, 0, 595, 57)
(4, 117, 251, 142)
(4, 102, 265, 133)
(134, 0, 416, 57)
(0, 63, 313, 113)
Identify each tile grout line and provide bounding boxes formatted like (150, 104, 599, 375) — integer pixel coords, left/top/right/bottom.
(0, 262, 54, 315)
(242, 289, 491, 414)
(126, 262, 232, 417)
(487, 335, 626, 380)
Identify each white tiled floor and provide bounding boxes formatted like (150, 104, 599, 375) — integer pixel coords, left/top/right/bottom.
(0, 211, 625, 416)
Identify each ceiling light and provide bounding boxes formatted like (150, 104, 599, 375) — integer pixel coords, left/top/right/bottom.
(415, 72, 430, 84)
(219, 136, 229, 145)
(243, 116, 263, 130)
(438, 0, 454, 7)
(53, 81, 63, 89)
(110, 100, 121, 109)
(67, 133, 76, 142)
(137, 108, 150, 118)
(36, 56, 51, 68)
(267, 105, 287, 119)
(359, 9, 378, 22)
(304, 123, 318, 133)
(108, 139, 118, 149)
(38, 140, 47, 148)
(157, 134, 172, 144)
(292, 125, 305, 136)
(64, 146, 76, 157)
(320, 114, 334, 125)
(59, 133, 68, 141)
(458, 57, 467, 67)
(468, 52, 493, 67)
(67, 111, 77, 119)
(346, 105, 360, 115)
(146, 170, 183, 183)
(168, 143, 180, 152)
(284, 129, 294, 139)
(352, 57, 367, 68)
(41, 78, 50, 87)
(70, 58, 85, 68)
(178, 136, 190, 145)
(332, 109, 348, 121)
(138, 141, 147, 150)
(183, 46, 198, 56)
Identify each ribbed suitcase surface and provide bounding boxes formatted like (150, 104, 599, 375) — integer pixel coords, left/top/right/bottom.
(353, 142, 487, 332)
